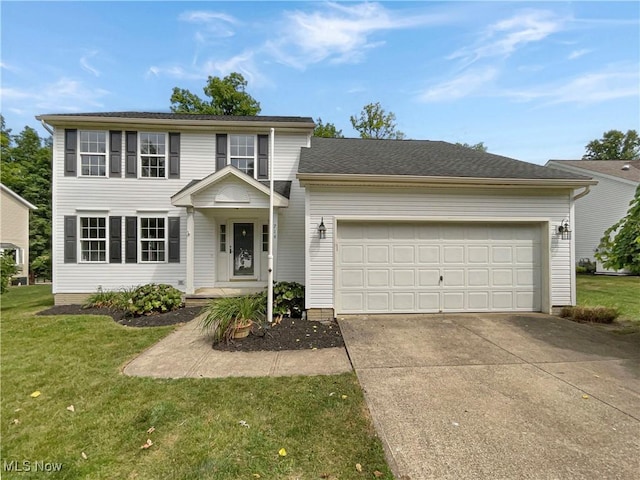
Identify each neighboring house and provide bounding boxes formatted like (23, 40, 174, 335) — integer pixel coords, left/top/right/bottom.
(37, 112, 594, 319)
(0, 183, 37, 285)
(546, 160, 639, 274)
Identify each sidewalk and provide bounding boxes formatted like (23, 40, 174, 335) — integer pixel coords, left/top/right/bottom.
(123, 317, 353, 378)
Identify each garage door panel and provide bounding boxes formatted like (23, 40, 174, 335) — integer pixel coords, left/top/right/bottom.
(341, 269, 364, 288)
(341, 245, 364, 263)
(392, 292, 415, 310)
(367, 269, 390, 287)
(392, 245, 415, 263)
(393, 269, 415, 287)
(367, 292, 389, 311)
(443, 245, 464, 264)
(367, 245, 389, 263)
(418, 269, 440, 286)
(337, 222, 541, 314)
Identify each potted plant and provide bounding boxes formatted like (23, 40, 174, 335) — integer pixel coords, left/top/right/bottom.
(200, 294, 266, 344)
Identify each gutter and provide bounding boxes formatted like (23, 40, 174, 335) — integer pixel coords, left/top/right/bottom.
(40, 119, 54, 136)
(572, 185, 591, 201)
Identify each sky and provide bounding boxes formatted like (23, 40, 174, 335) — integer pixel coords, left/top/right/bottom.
(1, 0, 639, 165)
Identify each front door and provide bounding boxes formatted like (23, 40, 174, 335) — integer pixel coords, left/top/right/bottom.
(233, 223, 254, 277)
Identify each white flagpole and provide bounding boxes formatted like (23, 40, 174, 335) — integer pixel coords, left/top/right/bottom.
(267, 127, 275, 323)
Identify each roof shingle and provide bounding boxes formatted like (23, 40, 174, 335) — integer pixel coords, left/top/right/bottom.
(547, 160, 640, 183)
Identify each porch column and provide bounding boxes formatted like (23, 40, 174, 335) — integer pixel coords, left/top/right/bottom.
(186, 207, 195, 294)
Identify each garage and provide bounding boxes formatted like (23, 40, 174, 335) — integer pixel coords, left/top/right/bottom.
(336, 222, 542, 314)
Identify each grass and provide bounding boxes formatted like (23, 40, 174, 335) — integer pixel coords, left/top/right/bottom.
(1, 286, 392, 479)
(576, 275, 640, 325)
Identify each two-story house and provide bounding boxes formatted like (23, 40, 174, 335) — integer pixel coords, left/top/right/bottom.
(1, 183, 37, 285)
(38, 112, 594, 319)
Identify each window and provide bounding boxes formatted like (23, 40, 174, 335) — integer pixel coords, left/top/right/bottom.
(230, 135, 255, 177)
(140, 133, 166, 178)
(220, 224, 226, 252)
(80, 217, 107, 262)
(140, 217, 166, 262)
(262, 224, 269, 252)
(80, 131, 107, 176)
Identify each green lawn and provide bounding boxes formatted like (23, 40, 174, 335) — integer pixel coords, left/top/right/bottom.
(576, 275, 640, 323)
(1, 286, 392, 479)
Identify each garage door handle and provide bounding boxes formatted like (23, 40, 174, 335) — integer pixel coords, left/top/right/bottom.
(440, 275, 443, 282)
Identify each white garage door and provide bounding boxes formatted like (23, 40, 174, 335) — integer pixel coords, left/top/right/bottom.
(336, 222, 541, 314)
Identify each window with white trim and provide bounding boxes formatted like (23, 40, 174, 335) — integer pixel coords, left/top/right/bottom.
(80, 217, 107, 262)
(79, 131, 107, 176)
(220, 224, 226, 252)
(230, 135, 255, 177)
(140, 217, 166, 262)
(262, 224, 269, 252)
(140, 133, 167, 178)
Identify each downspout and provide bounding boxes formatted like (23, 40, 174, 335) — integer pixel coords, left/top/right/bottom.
(572, 185, 591, 201)
(40, 119, 54, 136)
(267, 128, 275, 324)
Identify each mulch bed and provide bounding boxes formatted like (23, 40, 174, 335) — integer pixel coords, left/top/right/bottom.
(212, 317, 344, 352)
(37, 305, 345, 351)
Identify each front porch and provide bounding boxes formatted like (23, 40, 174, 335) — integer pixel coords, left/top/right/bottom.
(185, 286, 266, 306)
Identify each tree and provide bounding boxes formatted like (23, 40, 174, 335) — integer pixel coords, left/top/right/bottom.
(1, 252, 18, 294)
(456, 142, 488, 152)
(595, 185, 640, 273)
(313, 118, 344, 138)
(170, 72, 261, 116)
(0, 120, 52, 279)
(582, 129, 640, 160)
(350, 102, 405, 140)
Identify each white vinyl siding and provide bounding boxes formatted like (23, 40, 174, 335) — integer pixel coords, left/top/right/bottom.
(306, 186, 574, 310)
(52, 127, 309, 295)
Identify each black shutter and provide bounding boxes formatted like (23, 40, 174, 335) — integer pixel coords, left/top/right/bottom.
(168, 217, 180, 263)
(257, 134, 269, 179)
(216, 134, 227, 171)
(169, 132, 180, 179)
(64, 129, 77, 176)
(125, 131, 137, 178)
(109, 216, 122, 263)
(125, 216, 137, 263)
(64, 215, 77, 263)
(109, 131, 122, 176)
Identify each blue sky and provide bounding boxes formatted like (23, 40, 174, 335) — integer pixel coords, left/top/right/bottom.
(1, 1, 638, 164)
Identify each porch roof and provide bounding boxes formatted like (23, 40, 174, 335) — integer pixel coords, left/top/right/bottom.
(171, 166, 290, 208)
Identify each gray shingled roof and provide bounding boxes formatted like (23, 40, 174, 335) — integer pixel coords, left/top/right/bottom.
(38, 111, 314, 124)
(299, 137, 591, 180)
(547, 160, 640, 183)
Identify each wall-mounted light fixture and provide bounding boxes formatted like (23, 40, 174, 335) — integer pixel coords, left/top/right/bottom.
(557, 219, 571, 240)
(318, 217, 326, 239)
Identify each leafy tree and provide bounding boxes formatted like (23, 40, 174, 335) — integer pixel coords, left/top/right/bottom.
(0, 120, 52, 279)
(583, 129, 640, 160)
(313, 118, 344, 138)
(595, 185, 640, 273)
(1, 251, 18, 294)
(456, 142, 488, 152)
(350, 102, 405, 140)
(170, 72, 261, 116)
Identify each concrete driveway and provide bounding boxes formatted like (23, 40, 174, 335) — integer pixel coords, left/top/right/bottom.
(338, 313, 640, 480)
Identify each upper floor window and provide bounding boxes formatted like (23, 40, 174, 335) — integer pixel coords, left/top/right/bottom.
(230, 135, 255, 177)
(80, 216, 107, 262)
(80, 131, 107, 176)
(140, 133, 166, 178)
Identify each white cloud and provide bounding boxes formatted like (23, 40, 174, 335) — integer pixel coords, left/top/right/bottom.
(80, 51, 101, 77)
(506, 65, 639, 105)
(266, 2, 452, 69)
(449, 9, 565, 66)
(0, 62, 19, 72)
(179, 10, 238, 40)
(567, 48, 591, 60)
(418, 67, 498, 102)
(1, 77, 110, 113)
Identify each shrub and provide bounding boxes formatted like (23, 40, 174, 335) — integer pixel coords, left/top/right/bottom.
(201, 294, 266, 344)
(126, 284, 183, 317)
(273, 281, 305, 318)
(83, 288, 121, 309)
(577, 258, 596, 275)
(31, 254, 52, 280)
(560, 306, 619, 324)
(0, 252, 18, 294)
